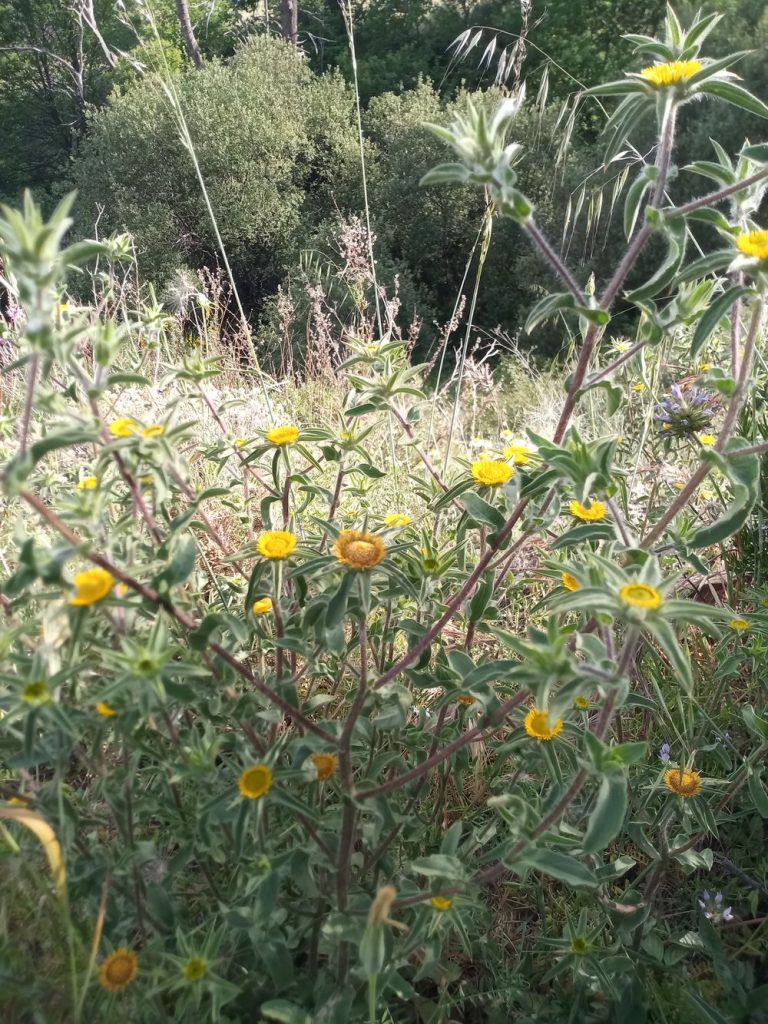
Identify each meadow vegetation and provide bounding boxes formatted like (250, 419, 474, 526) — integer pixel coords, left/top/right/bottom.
(2, 3, 768, 1023)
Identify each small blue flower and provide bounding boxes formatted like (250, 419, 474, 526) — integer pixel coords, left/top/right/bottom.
(698, 890, 734, 924)
(659, 742, 671, 763)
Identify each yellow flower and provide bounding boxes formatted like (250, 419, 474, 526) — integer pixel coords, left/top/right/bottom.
(239, 764, 273, 799)
(640, 60, 702, 86)
(561, 572, 580, 592)
(456, 695, 476, 706)
(430, 896, 453, 911)
(96, 702, 117, 718)
(471, 459, 514, 487)
(109, 417, 137, 438)
(99, 949, 138, 992)
(77, 476, 98, 490)
(569, 499, 606, 522)
(619, 583, 662, 610)
(697, 434, 716, 446)
(340, 430, 354, 442)
(69, 568, 114, 607)
(524, 708, 564, 742)
(234, 437, 248, 448)
(252, 597, 273, 615)
(699, 363, 712, 372)
(664, 768, 702, 798)
(141, 424, 164, 437)
(310, 753, 338, 780)
(573, 696, 589, 710)
(384, 513, 411, 527)
(631, 383, 646, 392)
(183, 958, 206, 982)
(256, 530, 297, 560)
(335, 530, 386, 570)
(729, 618, 749, 632)
(503, 442, 532, 466)
(266, 425, 299, 446)
(22, 681, 51, 706)
(8, 796, 28, 807)
(736, 230, 768, 261)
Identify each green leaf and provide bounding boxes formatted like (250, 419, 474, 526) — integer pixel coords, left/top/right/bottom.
(683, 991, 730, 1024)
(515, 848, 598, 889)
(359, 923, 386, 977)
(741, 142, 768, 163)
(697, 80, 768, 119)
(624, 166, 657, 239)
(549, 524, 615, 549)
(583, 774, 628, 854)
(260, 1000, 312, 1024)
(691, 286, 751, 358)
(420, 162, 471, 186)
(459, 492, 506, 530)
(411, 854, 465, 880)
(325, 572, 354, 629)
(525, 292, 576, 334)
(625, 220, 686, 303)
(689, 441, 759, 548)
(747, 769, 768, 817)
(647, 618, 692, 694)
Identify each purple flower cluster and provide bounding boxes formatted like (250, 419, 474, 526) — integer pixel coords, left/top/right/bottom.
(655, 384, 718, 438)
(698, 890, 734, 924)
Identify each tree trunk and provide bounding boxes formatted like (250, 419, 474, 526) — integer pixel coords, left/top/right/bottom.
(175, 0, 204, 70)
(280, 0, 298, 45)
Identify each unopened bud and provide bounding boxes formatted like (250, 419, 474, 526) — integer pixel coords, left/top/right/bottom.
(368, 885, 397, 926)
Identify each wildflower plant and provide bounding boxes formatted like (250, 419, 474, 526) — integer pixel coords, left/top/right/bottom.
(2, 6, 768, 1022)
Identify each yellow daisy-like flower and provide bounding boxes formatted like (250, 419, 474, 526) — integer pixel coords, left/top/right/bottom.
(697, 434, 716, 446)
(334, 530, 386, 570)
(524, 708, 564, 742)
(99, 949, 138, 992)
(96, 701, 117, 718)
(141, 424, 164, 438)
(256, 530, 297, 561)
(77, 476, 98, 490)
(664, 768, 703, 798)
(252, 597, 273, 615)
(640, 60, 702, 87)
(384, 513, 411, 528)
(69, 568, 114, 607)
(456, 695, 476, 706)
(699, 363, 712, 372)
(729, 618, 749, 632)
(561, 572, 580, 592)
(471, 459, 514, 487)
(430, 896, 453, 911)
(183, 958, 206, 982)
(266, 425, 299, 446)
(109, 417, 137, 438)
(736, 230, 768, 261)
(239, 764, 273, 800)
(310, 752, 338, 780)
(631, 383, 646, 393)
(234, 437, 248, 448)
(573, 696, 590, 710)
(569, 499, 606, 522)
(503, 442, 532, 466)
(619, 583, 662, 611)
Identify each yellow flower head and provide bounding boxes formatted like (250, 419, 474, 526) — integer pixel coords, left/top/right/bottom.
(503, 442, 532, 466)
(619, 583, 662, 610)
(524, 708, 564, 742)
(335, 530, 386, 570)
(573, 696, 590, 710)
(729, 617, 749, 632)
(561, 572, 580, 592)
(456, 695, 476, 706)
(640, 60, 702, 86)
(569, 499, 606, 522)
(77, 476, 98, 490)
(69, 568, 114, 607)
(96, 701, 117, 718)
(384, 513, 411, 528)
(183, 958, 206, 982)
(631, 383, 646, 393)
(697, 434, 716, 446)
(22, 681, 51, 706)
(252, 597, 273, 615)
(239, 764, 273, 799)
(109, 417, 137, 438)
(430, 896, 453, 912)
(141, 424, 165, 438)
(99, 949, 138, 992)
(310, 752, 338, 780)
(256, 530, 297, 560)
(266, 425, 299, 446)
(699, 363, 712, 373)
(664, 767, 702, 798)
(471, 459, 514, 487)
(234, 437, 248, 448)
(736, 230, 768, 261)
